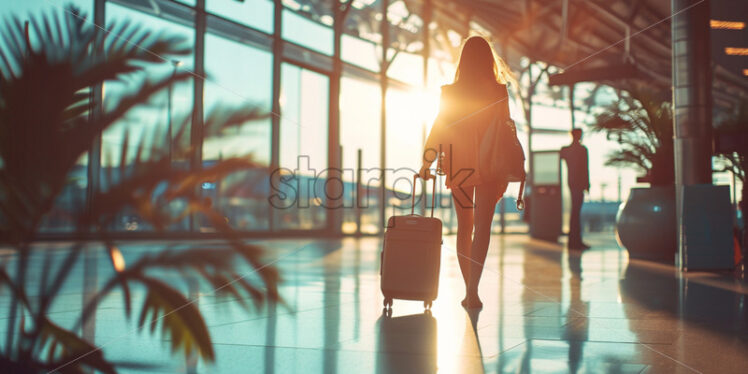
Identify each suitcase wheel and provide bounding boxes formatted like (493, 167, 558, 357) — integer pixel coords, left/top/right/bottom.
(424, 300, 432, 309)
(382, 307, 392, 318)
(383, 297, 393, 309)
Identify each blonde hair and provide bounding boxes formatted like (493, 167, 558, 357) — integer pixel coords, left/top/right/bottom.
(454, 36, 518, 90)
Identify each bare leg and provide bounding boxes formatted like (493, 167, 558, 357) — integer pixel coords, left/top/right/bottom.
(451, 185, 475, 290)
(466, 181, 506, 308)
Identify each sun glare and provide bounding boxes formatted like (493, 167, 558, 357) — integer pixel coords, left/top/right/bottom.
(385, 86, 441, 144)
(418, 87, 442, 128)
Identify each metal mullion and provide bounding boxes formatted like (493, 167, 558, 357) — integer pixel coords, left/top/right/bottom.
(269, 0, 283, 232)
(204, 7, 273, 38)
(421, 0, 432, 217)
(109, 0, 195, 29)
(326, 0, 347, 236)
(379, 0, 390, 234)
(82, 0, 106, 346)
(87, 0, 105, 221)
(280, 57, 330, 78)
(189, 0, 205, 232)
(205, 13, 273, 51)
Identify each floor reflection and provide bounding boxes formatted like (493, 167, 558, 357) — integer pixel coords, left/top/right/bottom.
(323, 240, 342, 374)
(620, 260, 748, 373)
(564, 251, 588, 374)
(264, 301, 277, 374)
(375, 310, 438, 373)
(465, 309, 486, 374)
(9, 234, 748, 373)
(82, 246, 98, 345)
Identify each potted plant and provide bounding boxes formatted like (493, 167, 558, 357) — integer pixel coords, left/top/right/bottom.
(0, 6, 279, 372)
(715, 99, 747, 259)
(590, 85, 676, 261)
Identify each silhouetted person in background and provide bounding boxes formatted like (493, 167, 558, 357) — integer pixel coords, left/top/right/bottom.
(561, 128, 590, 250)
(419, 36, 517, 309)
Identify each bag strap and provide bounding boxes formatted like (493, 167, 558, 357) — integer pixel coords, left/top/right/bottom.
(497, 87, 512, 122)
(516, 178, 526, 210)
(411, 174, 436, 217)
(499, 87, 527, 210)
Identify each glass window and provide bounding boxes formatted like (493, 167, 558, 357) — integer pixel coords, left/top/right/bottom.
(206, 0, 274, 34)
(282, 8, 333, 55)
(344, 0, 381, 45)
(0, 0, 93, 58)
(387, 51, 423, 86)
(427, 57, 455, 88)
(202, 31, 273, 232)
(385, 88, 425, 216)
(275, 63, 329, 230)
(531, 133, 569, 152)
(280, 64, 328, 173)
(583, 131, 638, 203)
(203, 33, 272, 164)
(101, 2, 195, 232)
(174, 0, 197, 7)
(532, 104, 572, 130)
(340, 75, 381, 234)
(342, 34, 379, 72)
(0, 0, 92, 24)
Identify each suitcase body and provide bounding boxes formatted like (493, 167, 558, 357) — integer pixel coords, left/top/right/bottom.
(380, 175, 442, 309)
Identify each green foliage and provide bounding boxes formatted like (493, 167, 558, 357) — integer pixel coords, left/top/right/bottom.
(0, 6, 279, 373)
(714, 99, 747, 237)
(589, 85, 674, 186)
(714, 99, 747, 184)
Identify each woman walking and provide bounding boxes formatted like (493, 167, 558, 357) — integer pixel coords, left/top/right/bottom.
(419, 36, 515, 309)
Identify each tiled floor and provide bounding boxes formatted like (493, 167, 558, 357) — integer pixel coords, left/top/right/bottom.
(3, 233, 748, 373)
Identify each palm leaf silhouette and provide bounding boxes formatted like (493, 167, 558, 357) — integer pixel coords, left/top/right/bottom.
(0, 5, 281, 372)
(590, 84, 674, 186)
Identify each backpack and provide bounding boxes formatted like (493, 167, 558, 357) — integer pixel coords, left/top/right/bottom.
(478, 97, 527, 210)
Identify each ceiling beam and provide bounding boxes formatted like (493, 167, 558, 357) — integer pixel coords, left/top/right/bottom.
(583, 0, 670, 56)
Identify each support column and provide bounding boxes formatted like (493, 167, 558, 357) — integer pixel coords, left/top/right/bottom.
(672, 0, 712, 187)
(672, 0, 727, 270)
(356, 148, 362, 236)
(191, 0, 206, 172)
(83, 0, 106, 345)
(327, 1, 350, 236)
(379, 0, 390, 232)
(569, 83, 575, 129)
(524, 0, 535, 217)
(189, 0, 206, 231)
(269, 0, 283, 232)
(87, 0, 105, 218)
(420, 0, 432, 216)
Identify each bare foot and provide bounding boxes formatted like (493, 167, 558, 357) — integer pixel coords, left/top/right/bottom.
(461, 295, 483, 309)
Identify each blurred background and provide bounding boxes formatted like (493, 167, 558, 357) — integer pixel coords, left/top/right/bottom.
(0, 0, 744, 241)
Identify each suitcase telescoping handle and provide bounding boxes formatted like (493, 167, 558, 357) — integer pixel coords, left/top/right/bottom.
(411, 174, 437, 217)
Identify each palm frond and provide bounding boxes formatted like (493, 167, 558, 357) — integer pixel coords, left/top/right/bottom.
(605, 149, 650, 173)
(1, 5, 282, 372)
(136, 276, 214, 361)
(0, 6, 191, 238)
(37, 317, 117, 374)
(588, 84, 674, 185)
(0, 264, 32, 309)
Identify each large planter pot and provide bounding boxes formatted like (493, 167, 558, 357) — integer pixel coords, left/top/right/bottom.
(616, 186, 677, 262)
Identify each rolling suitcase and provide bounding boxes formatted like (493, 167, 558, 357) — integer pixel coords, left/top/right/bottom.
(380, 174, 442, 310)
